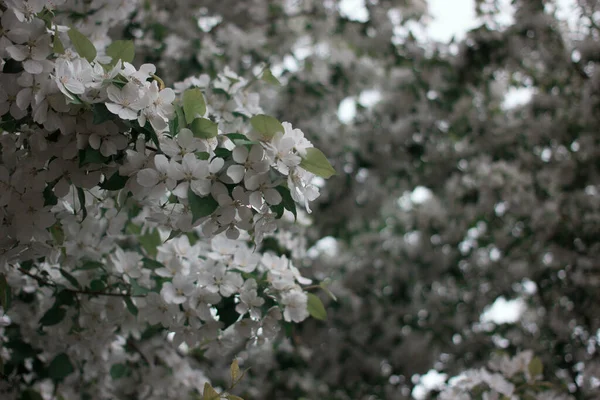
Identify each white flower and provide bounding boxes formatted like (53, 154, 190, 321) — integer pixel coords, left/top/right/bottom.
(110, 247, 143, 279)
(171, 153, 211, 198)
(106, 81, 148, 120)
(161, 274, 196, 304)
(265, 130, 302, 175)
(245, 173, 282, 209)
(137, 154, 184, 198)
(54, 58, 93, 99)
(227, 144, 269, 183)
(280, 290, 309, 322)
(161, 128, 206, 161)
(236, 279, 264, 319)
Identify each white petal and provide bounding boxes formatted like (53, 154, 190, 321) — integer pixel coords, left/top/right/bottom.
(226, 165, 245, 183)
(137, 169, 160, 187)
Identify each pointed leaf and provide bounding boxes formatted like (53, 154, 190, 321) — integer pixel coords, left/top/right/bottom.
(59, 268, 80, 289)
(250, 114, 283, 140)
(0, 274, 10, 311)
(100, 172, 129, 191)
(300, 147, 336, 179)
(190, 117, 218, 139)
(183, 88, 206, 123)
(106, 40, 135, 64)
(230, 359, 241, 385)
(67, 27, 96, 62)
(48, 353, 74, 381)
(306, 292, 327, 321)
(528, 357, 543, 378)
(39, 305, 66, 326)
(203, 383, 220, 400)
(261, 68, 281, 86)
(189, 189, 219, 223)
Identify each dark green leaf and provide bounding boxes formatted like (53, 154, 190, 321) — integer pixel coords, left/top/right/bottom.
(59, 269, 80, 289)
(76, 187, 87, 221)
(139, 229, 161, 257)
(89, 279, 106, 292)
(110, 363, 129, 379)
(0, 274, 11, 311)
(39, 306, 66, 326)
(275, 186, 296, 220)
(43, 184, 58, 206)
(123, 297, 138, 316)
(48, 353, 74, 381)
(142, 258, 164, 270)
(130, 279, 150, 296)
(188, 189, 219, 223)
(79, 147, 109, 166)
(214, 148, 231, 159)
(20, 390, 44, 400)
(92, 104, 113, 125)
(100, 172, 129, 191)
(76, 261, 104, 271)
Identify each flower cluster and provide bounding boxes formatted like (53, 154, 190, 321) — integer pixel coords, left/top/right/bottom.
(0, 0, 333, 398)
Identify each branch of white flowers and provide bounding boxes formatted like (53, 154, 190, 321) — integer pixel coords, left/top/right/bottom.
(16, 266, 146, 298)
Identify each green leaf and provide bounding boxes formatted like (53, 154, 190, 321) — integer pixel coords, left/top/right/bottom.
(19, 389, 44, 400)
(75, 261, 104, 271)
(306, 292, 327, 321)
(53, 35, 65, 54)
(79, 147, 109, 166)
(76, 187, 87, 221)
(106, 40, 135, 64)
(300, 147, 336, 179)
(89, 279, 105, 292)
(275, 186, 296, 220)
(188, 189, 219, 223)
(250, 114, 284, 140)
(130, 279, 150, 296)
(100, 172, 129, 191)
(214, 148, 231, 159)
(190, 117, 218, 139)
(226, 396, 244, 400)
(123, 297, 138, 316)
(142, 258, 164, 270)
(92, 103, 113, 124)
(230, 359, 241, 385)
(59, 269, 80, 289)
(528, 357, 543, 378)
(224, 133, 258, 146)
(50, 223, 65, 245)
(67, 27, 96, 62)
(170, 105, 185, 135)
(48, 353, 75, 381)
(39, 305, 66, 326)
(43, 184, 58, 206)
(319, 281, 337, 302)
(203, 383, 220, 400)
(261, 68, 281, 85)
(139, 229, 161, 258)
(110, 363, 129, 379)
(54, 290, 76, 307)
(182, 88, 206, 124)
(0, 273, 11, 311)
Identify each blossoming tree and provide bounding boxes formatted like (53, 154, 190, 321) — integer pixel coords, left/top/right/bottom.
(1, 0, 599, 399)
